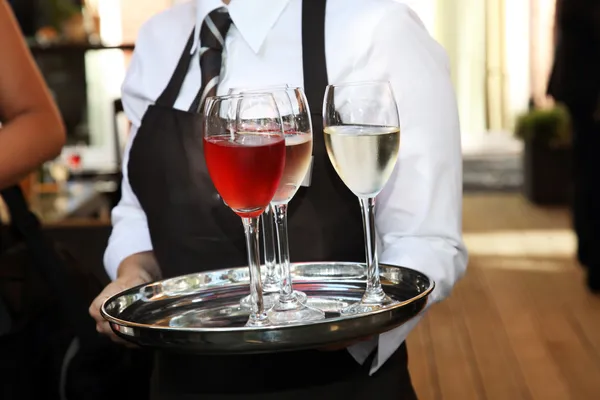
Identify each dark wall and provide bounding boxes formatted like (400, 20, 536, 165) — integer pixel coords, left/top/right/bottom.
(8, 0, 85, 36)
(34, 53, 90, 145)
(7, 0, 39, 36)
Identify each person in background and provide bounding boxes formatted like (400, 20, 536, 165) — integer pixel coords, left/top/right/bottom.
(548, 0, 600, 293)
(90, 0, 468, 398)
(0, 1, 66, 190)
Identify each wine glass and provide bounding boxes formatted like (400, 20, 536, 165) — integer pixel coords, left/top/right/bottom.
(323, 81, 401, 314)
(229, 85, 309, 311)
(228, 85, 289, 309)
(202, 93, 286, 326)
(232, 87, 324, 325)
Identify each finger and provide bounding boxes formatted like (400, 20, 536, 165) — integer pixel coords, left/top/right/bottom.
(98, 321, 123, 339)
(89, 289, 112, 318)
(90, 277, 150, 346)
(90, 275, 149, 318)
(89, 298, 109, 325)
(100, 321, 139, 348)
(89, 301, 103, 321)
(89, 281, 126, 320)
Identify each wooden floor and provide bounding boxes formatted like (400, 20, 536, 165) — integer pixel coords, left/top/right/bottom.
(407, 194, 600, 400)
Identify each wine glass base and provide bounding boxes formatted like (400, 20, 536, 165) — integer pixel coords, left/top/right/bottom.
(268, 292, 324, 325)
(240, 292, 279, 309)
(246, 312, 270, 327)
(268, 305, 325, 325)
(292, 290, 307, 304)
(340, 295, 398, 315)
(240, 290, 306, 309)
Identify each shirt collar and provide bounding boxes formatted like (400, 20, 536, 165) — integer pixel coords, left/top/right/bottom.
(193, 0, 290, 54)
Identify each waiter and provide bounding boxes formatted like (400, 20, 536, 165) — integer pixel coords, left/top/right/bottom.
(90, 0, 467, 398)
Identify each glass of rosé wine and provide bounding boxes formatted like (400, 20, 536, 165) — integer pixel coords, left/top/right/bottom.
(228, 85, 290, 309)
(231, 87, 325, 325)
(202, 93, 286, 327)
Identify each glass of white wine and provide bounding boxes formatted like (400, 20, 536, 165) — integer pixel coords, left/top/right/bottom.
(323, 81, 401, 314)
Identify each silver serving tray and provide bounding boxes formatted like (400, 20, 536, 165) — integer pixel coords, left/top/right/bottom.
(101, 262, 433, 354)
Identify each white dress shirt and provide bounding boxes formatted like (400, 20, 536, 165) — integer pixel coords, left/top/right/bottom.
(105, 0, 468, 375)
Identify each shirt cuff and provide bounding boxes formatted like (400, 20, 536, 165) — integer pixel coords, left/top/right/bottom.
(103, 220, 153, 281)
(346, 242, 442, 373)
(347, 336, 378, 364)
(371, 313, 424, 375)
(345, 312, 426, 375)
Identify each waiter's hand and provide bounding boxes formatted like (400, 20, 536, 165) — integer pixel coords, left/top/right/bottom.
(89, 251, 160, 345)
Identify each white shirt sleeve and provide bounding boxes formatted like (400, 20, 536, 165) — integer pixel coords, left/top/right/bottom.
(103, 23, 158, 281)
(103, 125, 154, 281)
(347, 3, 468, 373)
(103, 7, 197, 280)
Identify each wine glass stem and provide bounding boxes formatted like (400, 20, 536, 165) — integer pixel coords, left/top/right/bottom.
(359, 197, 385, 303)
(261, 205, 279, 286)
(273, 204, 294, 302)
(242, 217, 267, 322)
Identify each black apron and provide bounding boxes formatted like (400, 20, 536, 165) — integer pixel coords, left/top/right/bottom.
(127, 1, 417, 398)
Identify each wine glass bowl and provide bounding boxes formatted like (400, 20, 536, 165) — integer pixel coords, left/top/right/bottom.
(203, 93, 286, 326)
(323, 81, 401, 314)
(270, 91, 314, 205)
(203, 133, 285, 217)
(323, 125, 400, 198)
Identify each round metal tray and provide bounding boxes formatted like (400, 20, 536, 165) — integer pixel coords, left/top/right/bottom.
(101, 262, 434, 354)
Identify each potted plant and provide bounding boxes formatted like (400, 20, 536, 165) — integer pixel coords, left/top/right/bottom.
(515, 104, 572, 205)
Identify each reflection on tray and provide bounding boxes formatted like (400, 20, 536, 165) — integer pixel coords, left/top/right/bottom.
(165, 296, 358, 329)
(169, 305, 251, 328)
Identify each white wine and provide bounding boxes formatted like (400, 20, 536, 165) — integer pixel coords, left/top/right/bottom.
(324, 125, 400, 197)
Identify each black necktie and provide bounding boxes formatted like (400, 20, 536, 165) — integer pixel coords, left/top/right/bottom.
(190, 8, 233, 113)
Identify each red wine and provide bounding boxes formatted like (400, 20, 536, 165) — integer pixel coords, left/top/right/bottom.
(272, 132, 313, 204)
(204, 134, 285, 218)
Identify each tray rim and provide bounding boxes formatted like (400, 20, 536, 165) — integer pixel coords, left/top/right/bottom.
(100, 261, 435, 333)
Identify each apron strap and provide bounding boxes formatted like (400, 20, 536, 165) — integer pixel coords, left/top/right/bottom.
(155, 30, 197, 108)
(302, 0, 329, 115)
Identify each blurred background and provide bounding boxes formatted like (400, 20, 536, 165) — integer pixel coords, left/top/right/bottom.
(2, 0, 599, 399)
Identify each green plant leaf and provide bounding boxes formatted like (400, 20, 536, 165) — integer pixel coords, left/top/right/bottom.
(514, 104, 572, 147)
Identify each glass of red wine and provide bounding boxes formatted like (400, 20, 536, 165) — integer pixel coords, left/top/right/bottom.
(228, 85, 290, 309)
(232, 87, 325, 325)
(202, 93, 286, 327)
